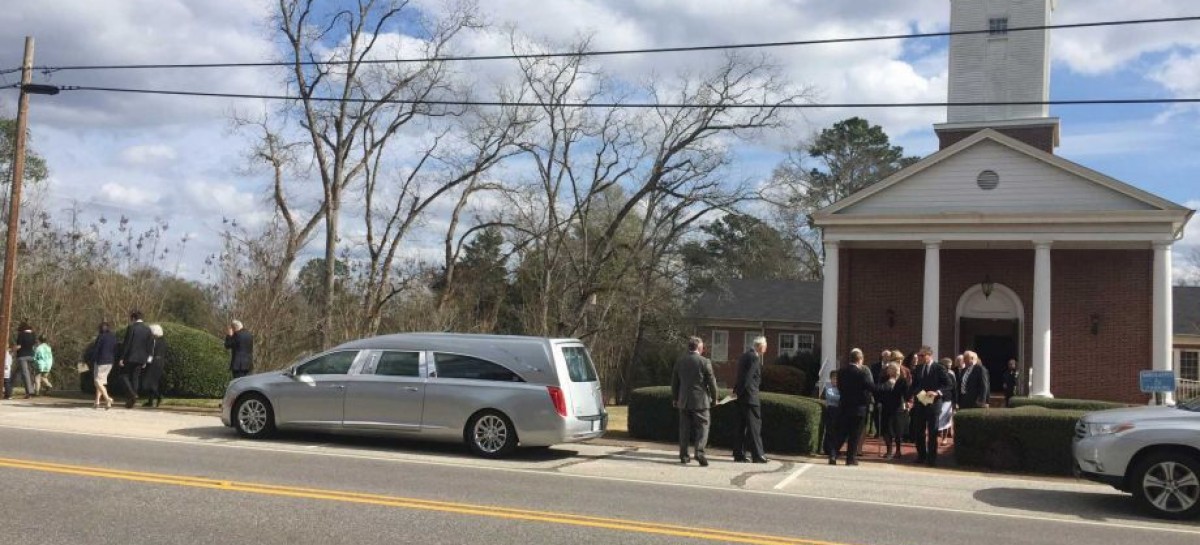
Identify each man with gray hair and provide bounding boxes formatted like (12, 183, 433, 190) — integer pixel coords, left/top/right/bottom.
(225, 320, 254, 379)
(671, 336, 718, 466)
(732, 335, 768, 463)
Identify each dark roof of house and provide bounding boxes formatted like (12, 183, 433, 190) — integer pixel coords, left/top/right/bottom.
(691, 279, 823, 324)
(1177, 286, 1200, 336)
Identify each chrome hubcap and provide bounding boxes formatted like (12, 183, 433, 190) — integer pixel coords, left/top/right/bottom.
(238, 399, 268, 435)
(1143, 461, 1200, 513)
(474, 415, 508, 453)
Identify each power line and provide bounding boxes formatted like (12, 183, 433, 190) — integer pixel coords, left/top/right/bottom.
(25, 15, 1200, 73)
(29, 84, 1200, 109)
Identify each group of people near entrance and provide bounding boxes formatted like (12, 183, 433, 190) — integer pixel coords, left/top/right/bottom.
(671, 336, 1022, 468)
(825, 347, 1019, 466)
(3, 311, 254, 410)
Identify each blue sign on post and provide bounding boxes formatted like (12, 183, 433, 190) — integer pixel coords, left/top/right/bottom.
(1139, 370, 1176, 393)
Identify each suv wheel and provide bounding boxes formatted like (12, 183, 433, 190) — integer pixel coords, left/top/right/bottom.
(1131, 451, 1200, 519)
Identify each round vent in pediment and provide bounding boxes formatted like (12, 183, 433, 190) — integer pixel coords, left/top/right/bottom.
(976, 170, 1000, 190)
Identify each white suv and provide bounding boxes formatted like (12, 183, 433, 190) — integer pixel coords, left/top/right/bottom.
(1073, 397, 1200, 519)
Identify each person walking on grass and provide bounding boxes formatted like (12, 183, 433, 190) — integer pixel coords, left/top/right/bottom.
(89, 322, 117, 410)
(33, 335, 53, 395)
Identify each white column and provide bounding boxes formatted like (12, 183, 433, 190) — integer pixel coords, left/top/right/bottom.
(1153, 242, 1174, 405)
(818, 240, 839, 387)
(1030, 241, 1053, 398)
(922, 241, 941, 356)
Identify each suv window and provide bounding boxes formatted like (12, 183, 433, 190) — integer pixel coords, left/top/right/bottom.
(376, 351, 420, 377)
(296, 351, 358, 375)
(561, 346, 598, 383)
(433, 353, 524, 382)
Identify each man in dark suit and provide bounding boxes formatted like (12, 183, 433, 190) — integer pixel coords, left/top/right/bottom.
(671, 336, 719, 466)
(958, 350, 991, 409)
(909, 347, 955, 467)
(1001, 359, 1020, 407)
(225, 320, 254, 379)
(832, 348, 876, 466)
(733, 336, 767, 463)
(118, 311, 154, 409)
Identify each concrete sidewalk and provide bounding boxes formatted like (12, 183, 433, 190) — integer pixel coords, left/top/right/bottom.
(15, 393, 1051, 481)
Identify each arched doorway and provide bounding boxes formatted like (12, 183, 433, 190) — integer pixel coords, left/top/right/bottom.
(955, 284, 1024, 395)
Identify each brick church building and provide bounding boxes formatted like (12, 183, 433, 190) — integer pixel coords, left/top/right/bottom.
(810, 0, 1193, 404)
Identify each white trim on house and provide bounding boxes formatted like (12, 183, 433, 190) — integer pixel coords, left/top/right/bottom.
(811, 129, 1193, 236)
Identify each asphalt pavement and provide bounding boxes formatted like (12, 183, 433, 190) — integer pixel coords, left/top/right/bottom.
(0, 399, 1195, 544)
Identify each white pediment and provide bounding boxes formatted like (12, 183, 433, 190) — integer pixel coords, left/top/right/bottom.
(816, 129, 1186, 220)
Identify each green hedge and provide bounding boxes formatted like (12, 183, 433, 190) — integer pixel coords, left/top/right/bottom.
(1008, 397, 1130, 411)
(84, 322, 229, 398)
(762, 364, 806, 396)
(954, 406, 1086, 475)
(628, 386, 823, 455)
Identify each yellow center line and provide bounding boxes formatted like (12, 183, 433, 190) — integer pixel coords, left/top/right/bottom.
(0, 456, 852, 545)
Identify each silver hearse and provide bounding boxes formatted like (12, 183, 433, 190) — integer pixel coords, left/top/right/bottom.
(220, 333, 607, 457)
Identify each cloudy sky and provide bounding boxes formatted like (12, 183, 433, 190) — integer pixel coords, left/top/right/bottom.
(2, 0, 1199, 279)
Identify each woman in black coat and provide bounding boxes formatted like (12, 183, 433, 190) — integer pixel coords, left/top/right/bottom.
(141, 324, 169, 407)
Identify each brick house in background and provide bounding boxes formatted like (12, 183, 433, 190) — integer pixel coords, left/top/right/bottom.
(1175, 287, 1200, 399)
(688, 279, 822, 387)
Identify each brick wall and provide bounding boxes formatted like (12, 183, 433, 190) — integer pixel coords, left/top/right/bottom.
(839, 247, 1153, 403)
(1049, 250, 1152, 404)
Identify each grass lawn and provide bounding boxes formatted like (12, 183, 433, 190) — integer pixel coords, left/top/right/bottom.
(606, 405, 627, 433)
(161, 398, 221, 409)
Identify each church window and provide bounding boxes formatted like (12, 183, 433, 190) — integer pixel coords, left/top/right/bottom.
(988, 17, 1009, 36)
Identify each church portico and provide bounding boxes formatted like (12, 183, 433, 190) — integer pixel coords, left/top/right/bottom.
(824, 237, 1166, 403)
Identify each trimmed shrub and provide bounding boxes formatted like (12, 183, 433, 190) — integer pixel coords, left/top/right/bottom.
(1009, 397, 1130, 412)
(954, 406, 1086, 475)
(628, 386, 823, 454)
(762, 364, 806, 396)
(87, 322, 229, 398)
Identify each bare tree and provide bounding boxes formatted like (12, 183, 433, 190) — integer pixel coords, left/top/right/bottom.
(276, 0, 480, 347)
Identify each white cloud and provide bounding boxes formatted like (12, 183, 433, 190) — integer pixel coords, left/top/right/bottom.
(98, 182, 158, 207)
(118, 144, 177, 166)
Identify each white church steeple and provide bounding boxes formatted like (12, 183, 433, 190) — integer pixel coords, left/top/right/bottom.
(935, 0, 1060, 152)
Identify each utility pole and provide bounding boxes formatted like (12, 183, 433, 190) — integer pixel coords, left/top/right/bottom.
(0, 37, 35, 356)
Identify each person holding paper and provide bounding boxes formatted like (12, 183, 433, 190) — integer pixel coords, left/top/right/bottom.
(671, 336, 718, 466)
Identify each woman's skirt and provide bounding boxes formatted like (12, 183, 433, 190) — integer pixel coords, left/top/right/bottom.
(94, 364, 112, 384)
(938, 401, 954, 431)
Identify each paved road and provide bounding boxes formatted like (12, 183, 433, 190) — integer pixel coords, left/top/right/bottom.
(0, 400, 1196, 544)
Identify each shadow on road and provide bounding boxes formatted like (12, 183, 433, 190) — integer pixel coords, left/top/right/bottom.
(165, 426, 580, 462)
(973, 487, 1158, 523)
